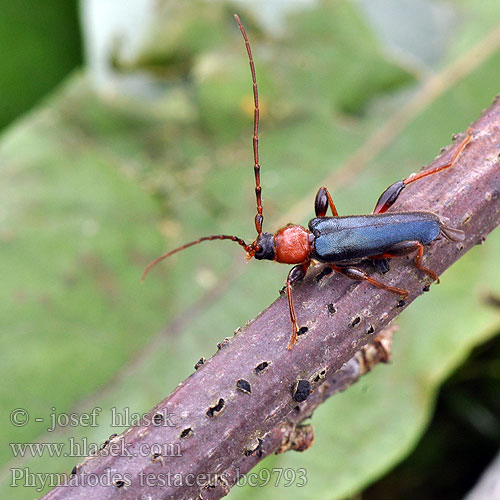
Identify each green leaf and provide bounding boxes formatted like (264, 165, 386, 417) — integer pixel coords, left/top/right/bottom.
(0, 0, 81, 130)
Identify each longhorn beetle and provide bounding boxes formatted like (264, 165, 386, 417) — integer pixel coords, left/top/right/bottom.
(142, 14, 471, 350)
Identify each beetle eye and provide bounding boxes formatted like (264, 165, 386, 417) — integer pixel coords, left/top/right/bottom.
(254, 233, 275, 260)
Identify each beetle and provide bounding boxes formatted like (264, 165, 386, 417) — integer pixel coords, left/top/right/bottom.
(142, 14, 471, 350)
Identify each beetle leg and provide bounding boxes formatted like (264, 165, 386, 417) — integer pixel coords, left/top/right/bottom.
(373, 128, 472, 214)
(414, 242, 439, 283)
(285, 261, 311, 350)
(315, 187, 339, 217)
(370, 240, 440, 283)
(372, 180, 405, 215)
(330, 265, 409, 299)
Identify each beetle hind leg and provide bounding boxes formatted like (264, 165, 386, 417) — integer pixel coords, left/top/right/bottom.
(332, 240, 441, 298)
(373, 128, 472, 214)
(330, 265, 409, 299)
(370, 240, 440, 284)
(413, 242, 439, 283)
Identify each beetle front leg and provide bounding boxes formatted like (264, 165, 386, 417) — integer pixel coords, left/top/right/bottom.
(315, 186, 339, 217)
(285, 261, 310, 350)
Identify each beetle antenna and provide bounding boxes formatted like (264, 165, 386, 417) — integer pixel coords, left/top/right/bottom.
(234, 13, 263, 236)
(141, 234, 252, 281)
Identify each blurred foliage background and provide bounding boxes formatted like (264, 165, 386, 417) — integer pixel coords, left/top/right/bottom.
(1, 1, 500, 499)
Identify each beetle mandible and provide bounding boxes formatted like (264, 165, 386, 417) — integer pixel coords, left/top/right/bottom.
(142, 14, 471, 350)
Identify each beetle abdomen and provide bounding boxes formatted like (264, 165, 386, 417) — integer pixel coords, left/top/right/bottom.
(309, 212, 441, 262)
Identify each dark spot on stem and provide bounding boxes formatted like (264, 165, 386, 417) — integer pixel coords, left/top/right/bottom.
(180, 427, 193, 438)
(293, 379, 311, 403)
(350, 316, 361, 327)
(217, 338, 230, 350)
(298, 326, 308, 336)
(327, 303, 336, 314)
(114, 479, 125, 489)
(194, 357, 205, 370)
(422, 285, 430, 292)
(255, 361, 270, 374)
(207, 398, 225, 418)
(313, 369, 327, 382)
(99, 440, 109, 452)
(70, 465, 77, 476)
(153, 413, 164, 425)
(366, 324, 375, 335)
(397, 299, 406, 307)
(236, 379, 251, 394)
(99, 432, 117, 451)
